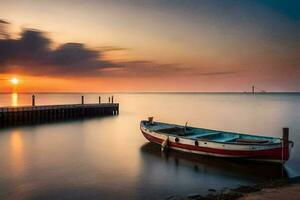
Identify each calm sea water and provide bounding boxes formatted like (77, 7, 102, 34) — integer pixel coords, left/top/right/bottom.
(0, 93, 299, 200)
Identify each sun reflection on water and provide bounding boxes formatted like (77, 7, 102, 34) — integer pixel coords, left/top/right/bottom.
(12, 93, 18, 107)
(10, 131, 25, 176)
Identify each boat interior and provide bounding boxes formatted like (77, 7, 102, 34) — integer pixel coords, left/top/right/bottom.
(143, 121, 281, 144)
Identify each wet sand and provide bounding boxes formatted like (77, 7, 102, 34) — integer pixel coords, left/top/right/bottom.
(239, 184, 300, 200)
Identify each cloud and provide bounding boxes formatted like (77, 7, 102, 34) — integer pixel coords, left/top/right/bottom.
(195, 70, 241, 76)
(0, 19, 9, 24)
(0, 20, 239, 78)
(0, 19, 10, 39)
(98, 46, 128, 52)
(0, 28, 118, 76)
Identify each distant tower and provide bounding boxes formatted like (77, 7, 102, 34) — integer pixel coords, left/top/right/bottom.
(252, 85, 255, 94)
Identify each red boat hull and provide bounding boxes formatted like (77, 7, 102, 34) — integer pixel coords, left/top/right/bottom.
(141, 129, 290, 163)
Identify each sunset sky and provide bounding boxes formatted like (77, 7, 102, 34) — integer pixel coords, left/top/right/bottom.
(0, 0, 299, 92)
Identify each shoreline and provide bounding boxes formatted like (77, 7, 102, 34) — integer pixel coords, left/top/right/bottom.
(166, 177, 300, 200)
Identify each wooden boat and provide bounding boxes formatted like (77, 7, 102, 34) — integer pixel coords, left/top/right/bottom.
(140, 117, 294, 164)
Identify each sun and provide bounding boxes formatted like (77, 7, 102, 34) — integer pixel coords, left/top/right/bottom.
(10, 77, 19, 85)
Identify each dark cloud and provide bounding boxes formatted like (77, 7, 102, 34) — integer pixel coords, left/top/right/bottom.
(98, 46, 128, 52)
(0, 28, 117, 76)
(0, 19, 10, 39)
(0, 20, 238, 78)
(0, 19, 9, 24)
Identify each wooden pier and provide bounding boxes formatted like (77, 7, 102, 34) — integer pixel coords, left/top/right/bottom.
(0, 96, 119, 127)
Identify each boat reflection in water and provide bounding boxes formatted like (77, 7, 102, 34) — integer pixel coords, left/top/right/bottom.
(140, 142, 287, 181)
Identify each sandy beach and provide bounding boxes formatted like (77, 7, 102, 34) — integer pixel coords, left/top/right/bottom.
(178, 177, 300, 200)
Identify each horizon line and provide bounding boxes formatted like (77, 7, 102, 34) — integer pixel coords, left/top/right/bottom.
(1, 91, 300, 94)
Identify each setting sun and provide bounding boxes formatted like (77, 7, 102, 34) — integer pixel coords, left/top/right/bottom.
(10, 77, 19, 85)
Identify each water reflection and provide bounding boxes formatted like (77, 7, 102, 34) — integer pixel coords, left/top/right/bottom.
(11, 92, 18, 107)
(10, 131, 25, 176)
(140, 143, 287, 180)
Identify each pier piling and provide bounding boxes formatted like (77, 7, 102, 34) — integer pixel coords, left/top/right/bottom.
(32, 95, 36, 106)
(81, 96, 84, 104)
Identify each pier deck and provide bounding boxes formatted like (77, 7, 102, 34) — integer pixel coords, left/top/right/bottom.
(0, 103, 119, 127)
